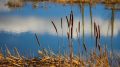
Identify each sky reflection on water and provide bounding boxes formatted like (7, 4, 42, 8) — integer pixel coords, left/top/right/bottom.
(0, 0, 120, 57)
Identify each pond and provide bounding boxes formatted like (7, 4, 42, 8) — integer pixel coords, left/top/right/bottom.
(0, 0, 120, 59)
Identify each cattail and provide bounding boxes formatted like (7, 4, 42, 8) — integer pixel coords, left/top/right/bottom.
(96, 26, 98, 38)
(69, 14, 71, 27)
(98, 25, 100, 39)
(78, 21, 80, 33)
(71, 27, 73, 39)
(51, 21, 58, 33)
(96, 36, 97, 48)
(98, 44, 102, 59)
(66, 16, 69, 27)
(83, 43, 87, 52)
(35, 33, 41, 46)
(61, 18, 63, 29)
(94, 22, 96, 37)
(98, 44, 101, 52)
(67, 32, 70, 40)
(71, 11, 74, 27)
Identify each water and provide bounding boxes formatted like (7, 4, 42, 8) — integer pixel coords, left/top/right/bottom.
(0, 0, 120, 58)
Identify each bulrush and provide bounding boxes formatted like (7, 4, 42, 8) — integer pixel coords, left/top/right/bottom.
(83, 43, 87, 52)
(96, 26, 98, 38)
(61, 18, 63, 29)
(96, 36, 97, 48)
(78, 21, 80, 33)
(71, 27, 73, 39)
(98, 44, 102, 59)
(71, 11, 74, 27)
(51, 21, 58, 33)
(98, 25, 100, 39)
(69, 14, 71, 27)
(67, 32, 70, 40)
(94, 22, 96, 37)
(35, 33, 41, 46)
(66, 16, 69, 27)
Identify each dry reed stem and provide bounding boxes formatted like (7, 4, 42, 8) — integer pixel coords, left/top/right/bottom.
(51, 21, 58, 33)
(35, 33, 41, 46)
(83, 43, 87, 52)
(78, 21, 80, 33)
(71, 27, 73, 39)
(61, 18, 63, 29)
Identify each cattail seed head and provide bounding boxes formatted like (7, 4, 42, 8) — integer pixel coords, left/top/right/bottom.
(51, 21, 58, 33)
(98, 44, 101, 52)
(71, 27, 73, 39)
(96, 36, 97, 48)
(78, 21, 80, 33)
(71, 12, 74, 27)
(83, 43, 87, 52)
(61, 18, 63, 29)
(66, 16, 69, 27)
(67, 32, 70, 40)
(69, 14, 71, 27)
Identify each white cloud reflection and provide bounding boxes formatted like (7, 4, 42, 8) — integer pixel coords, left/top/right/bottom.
(0, 16, 120, 38)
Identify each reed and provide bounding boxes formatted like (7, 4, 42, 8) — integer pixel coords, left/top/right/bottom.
(35, 33, 41, 46)
(51, 21, 58, 33)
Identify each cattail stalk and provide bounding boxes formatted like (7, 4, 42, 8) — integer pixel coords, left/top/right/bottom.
(83, 43, 87, 52)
